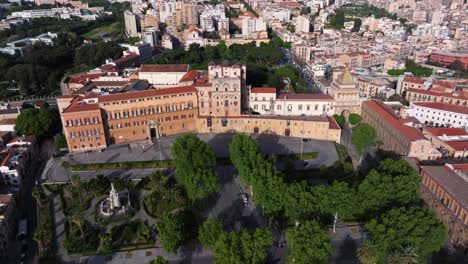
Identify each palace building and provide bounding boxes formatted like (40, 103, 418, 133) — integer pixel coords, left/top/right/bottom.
(58, 63, 349, 152)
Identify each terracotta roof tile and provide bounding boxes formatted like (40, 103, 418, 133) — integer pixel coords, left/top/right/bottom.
(97, 85, 196, 103)
(179, 70, 202, 83)
(277, 93, 334, 100)
(251, 87, 277, 94)
(424, 127, 468, 137)
(140, 64, 189, 73)
(364, 100, 426, 141)
(403, 76, 425, 85)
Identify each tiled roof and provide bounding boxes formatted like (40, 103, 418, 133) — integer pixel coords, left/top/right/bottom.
(140, 64, 189, 73)
(97, 85, 196, 103)
(251, 87, 276, 94)
(364, 100, 426, 141)
(406, 88, 468, 100)
(179, 70, 201, 83)
(63, 101, 100, 114)
(327, 116, 341, 130)
(114, 52, 139, 64)
(403, 76, 425, 84)
(413, 102, 468, 115)
(277, 93, 334, 100)
(424, 127, 468, 137)
(68, 73, 104, 84)
(444, 140, 468, 151)
(421, 165, 468, 208)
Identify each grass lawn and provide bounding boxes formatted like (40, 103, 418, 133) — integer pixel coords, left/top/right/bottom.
(81, 21, 122, 40)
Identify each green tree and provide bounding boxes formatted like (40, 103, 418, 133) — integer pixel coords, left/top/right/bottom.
(172, 133, 219, 201)
(99, 233, 113, 255)
(448, 59, 465, 71)
(357, 159, 420, 217)
(149, 256, 168, 264)
(348, 113, 362, 125)
(333, 114, 345, 127)
(352, 18, 362, 32)
(388, 246, 419, 264)
(351, 123, 376, 155)
(365, 207, 446, 262)
(229, 133, 263, 185)
(283, 181, 315, 221)
(156, 214, 186, 252)
(300, 6, 311, 15)
(15, 107, 60, 138)
(198, 218, 225, 249)
(312, 181, 358, 220)
(329, 9, 345, 29)
(286, 221, 332, 264)
(214, 229, 271, 264)
(357, 241, 377, 264)
(53, 134, 68, 151)
(137, 221, 153, 242)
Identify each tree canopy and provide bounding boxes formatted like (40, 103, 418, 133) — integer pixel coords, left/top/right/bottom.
(156, 213, 186, 252)
(365, 207, 446, 262)
(352, 123, 376, 155)
(348, 113, 362, 125)
(229, 133, 286, 214)
(15, 107, 60, 138)
(214, 229, 271, 264)
(351, 18, 362, 32)
(357, 159, 421, 217)
(198, 218, 225, 249)
(286, 220, 332, 264)
(172, 133, 220, 201)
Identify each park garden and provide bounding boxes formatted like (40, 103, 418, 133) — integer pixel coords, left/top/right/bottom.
(35, 132, 447, 263)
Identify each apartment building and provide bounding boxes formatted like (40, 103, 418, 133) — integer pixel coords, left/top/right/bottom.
(423, 127, 468, 158)
(405, 102, 468, 128)
(429, 50, 468, 68)
(124, 10, 140, 37)
(398, 76, 425, 96)
(362, 100, 439, 160)
(419, 164, 467, 249)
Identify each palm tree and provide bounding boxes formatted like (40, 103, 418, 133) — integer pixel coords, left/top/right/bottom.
(388, 246, 418, 264)
(68, 213, 86, 243)
(357, 241, 377, 264)
(70, 175, 83, 207)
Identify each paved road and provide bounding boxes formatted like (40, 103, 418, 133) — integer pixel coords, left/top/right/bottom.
(329, 224, 364, 264)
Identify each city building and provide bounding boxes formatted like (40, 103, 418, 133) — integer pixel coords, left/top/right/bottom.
(328, 67, 362, 115)
(196, 115, 341, 143)
(429, 50, 468, 68)
(419, 164, 467, 249)
(362, 100, 440, 160)
(0, 32, 57, 56)
(241, 15, 267, 37)
(124, 10, 141, 37)
(423, 127, 468, 158)
(59, 86, 198, 151)
(404, 102, 468, 128)
(138, 64, 190, 87)
(58, 63, 343, 152)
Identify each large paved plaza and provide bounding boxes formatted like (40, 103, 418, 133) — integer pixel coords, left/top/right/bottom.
(42, 133, 338, 183)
